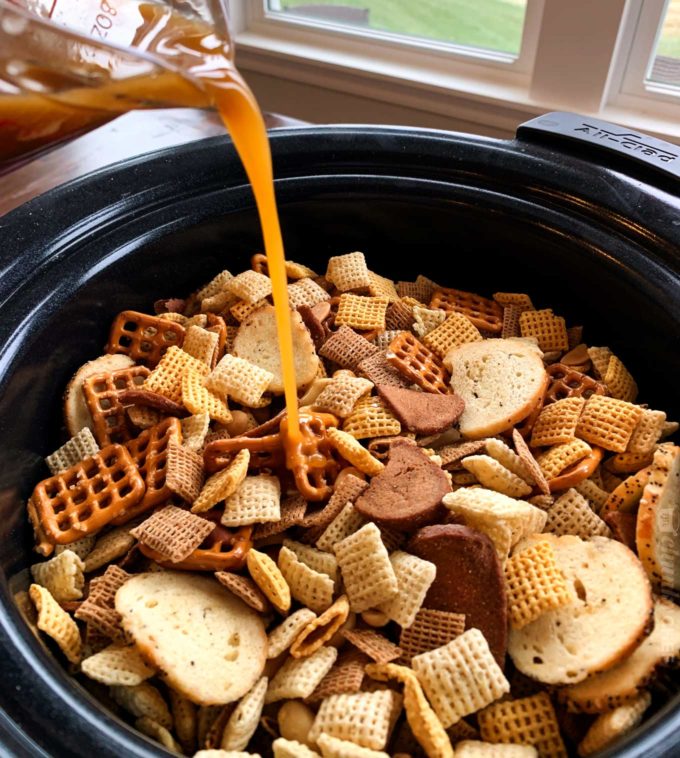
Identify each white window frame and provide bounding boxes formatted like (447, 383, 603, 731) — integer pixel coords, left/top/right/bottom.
(228, 0, 680, 142)
(241, 0, 543, 77)
(607, 0, 680, 119)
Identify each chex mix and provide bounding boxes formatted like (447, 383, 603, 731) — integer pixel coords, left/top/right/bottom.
(22, 251, 680, 757)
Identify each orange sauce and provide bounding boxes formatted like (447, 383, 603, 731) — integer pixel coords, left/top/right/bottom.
(205, 77, 301, 443)
(4, 3, 303, 439)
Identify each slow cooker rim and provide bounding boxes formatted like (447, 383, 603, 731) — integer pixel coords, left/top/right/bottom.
(2, 125, 679, 279)
(0, 124, 678, 757)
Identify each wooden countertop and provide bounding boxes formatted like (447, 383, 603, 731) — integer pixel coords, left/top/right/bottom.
(0, 109, 306, 217)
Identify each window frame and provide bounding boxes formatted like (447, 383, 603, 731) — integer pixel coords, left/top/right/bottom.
(228, 0, 680, 142)
(607, 0, 680, 118)
(245, 0, 543, 76)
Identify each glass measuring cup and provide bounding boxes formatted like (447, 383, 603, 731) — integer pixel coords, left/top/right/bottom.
(0, 0, 233, 164)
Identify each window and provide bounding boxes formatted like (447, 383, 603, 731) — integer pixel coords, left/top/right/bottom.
(230, 0, 680, 142)
(607, 0, 680, 126)
(649, 0, 680, 87)
(268, 0, 529, 58)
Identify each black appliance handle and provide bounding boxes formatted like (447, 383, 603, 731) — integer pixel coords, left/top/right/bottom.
(517, 111, 680, 181)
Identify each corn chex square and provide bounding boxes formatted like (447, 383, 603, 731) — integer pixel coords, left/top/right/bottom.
(456, 742, 538, 757)
(291, 595, 351, 658)
(574, 478, 609, 513)
(587, 346, 613, 379)
(519, 309, 568, 353)
(327, 428, 384, 477)
(478, 693, 567, 758)
(399, 608, 466, 662)
(314, 371, 374, 418)
(282, 538, 338, 581)
(412, 628, 510, 728)
(55, 534, 95, 562)
(493, 292, 534, 310)
(372, 329, 406, 351)
(81, 643, 155, 687)
(335, 294, 390, 332)
(182, 325, 219, 367)
(536, 440, 592, 480)
(575, 395, 643, 453)
(485, 438, 532, 484)
(45, 427, 99, 475)
(278, 545, 335, 613)
(443, 488, 547, 561)
(247, 548, 291, 614)
(226, 269, 272, 303)
(423, 312, 483, 358)
(287, 277, 331, 309)
(180, 412, 210, 452)
(376, 551, 436, 628)
(367, 271, 399, 302)
(531, 397, 586, 448)
(342, 395, 401, 439)
(229, 296, 269, 323)
(334, 522, 399, 613)
(577, 692, 650, 757)
(267, 608, 317, 659)
(207, 354, 273, 408)
(31, 549, 85, 602)
(109, 682, 172, 728)
(224, 324, 238, 354)
(308, 689, 402, 751)
(192, 449, 250, 513)
(253, 493, 308, 540)
(84, 527, 132, 570)
(195, 269, 233, 301)
(461, 455, 532, 498)
(317, 733, 389, 757)
(544, 488, 612, 539)
(221, 676, 268, 752)
(603, 354, 638, 403)
(29, 583, 82, 664)
(265, 645, 337, 703)
(316, 502, 366, 552)
(412, 305, 447, 337)
(272, 738, 320, 758)
(627, 408, 666, 454)
(326, 252, 371, 292)
(143, 346, 209, 405)
(221, 474, 281, 527)
(504, 541, 573, 629)
(201, 288, 238, 314)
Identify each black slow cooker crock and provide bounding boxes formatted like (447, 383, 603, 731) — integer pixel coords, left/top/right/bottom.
(0, 113, 678, 757)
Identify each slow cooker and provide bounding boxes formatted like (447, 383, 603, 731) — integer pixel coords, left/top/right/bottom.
(0, 113, 678, 757)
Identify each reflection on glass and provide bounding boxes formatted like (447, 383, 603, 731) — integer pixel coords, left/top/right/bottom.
(649, 0, 680, 87)
(267, 0, 528, 56)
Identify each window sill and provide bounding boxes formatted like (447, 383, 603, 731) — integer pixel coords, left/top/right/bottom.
(235, 29, 680, 145)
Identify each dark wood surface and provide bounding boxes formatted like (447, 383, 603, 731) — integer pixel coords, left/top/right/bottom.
(0, 109, 306, 217)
